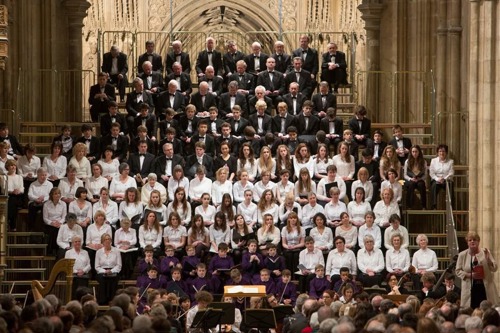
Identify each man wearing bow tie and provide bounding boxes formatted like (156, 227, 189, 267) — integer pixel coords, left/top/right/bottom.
(189, 120, 216, 157)
(282, 82, 306, 116)
(166, 40, 192, 75)
(312, 81, 337, 118)
(100, 101, 127, 137)
(165, 62, 192, 104)
(319, 108, 343, 152)
(199, 66, 224, 98)
(228, 60, 256, 97)
(292, 35, 319, 80)
(256, 57, 285, 108)
(133, 104, 157, 140)
(125, 77, 154, 133)
(218, 81, 249, 118)
(185, 141, 214, 180)
(89, 72, 116, 122)
(76, 124, 100, 163)
(320, 42, 348, 93)
(272, 102, 297, 139)
(228, 105, 249, 138)
(248, 85, 273, 116)
(249, 100, 272, 138)
(128, 140, 155, 185)
(139, 61, 163, 103)
(137, 40, 163, 75)
(157, 80, 186, 118)
(153, 142, 185, 186)
(223, 40, 245, 79)
(196, 37, 223, 78)
(272, 41, 292, 74)
(297, 100, 320, 137)
(285, 57, 314, 99)
(244, 42, 269, 75)
(190, 81, 217, 116)
(100, 123, 128, 163)
(101, 45, 129, 102)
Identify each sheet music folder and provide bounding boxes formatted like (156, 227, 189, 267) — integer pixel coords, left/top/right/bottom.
(223, 285, 266, 298)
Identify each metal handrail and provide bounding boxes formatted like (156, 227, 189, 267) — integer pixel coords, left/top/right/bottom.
(445, 179, 459, 258)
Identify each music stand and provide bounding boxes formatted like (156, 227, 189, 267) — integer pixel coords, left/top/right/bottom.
(244, 309, 277, 331)
(272, 305, 294, 322)
(210, 302, 236, 325)
(192, 309, 224, 333)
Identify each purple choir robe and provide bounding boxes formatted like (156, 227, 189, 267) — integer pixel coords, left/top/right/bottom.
(275, 280, 297, 305)
(137, 258, 160, 276)
(309, 276, 331, 299)
(181, 255, 201, 280)
(160, 255, 181, 277)
(241, 251, 264, 280)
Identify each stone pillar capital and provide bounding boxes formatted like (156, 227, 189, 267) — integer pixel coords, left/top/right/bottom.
(62, 0, 90, 28)
(358, 1, 385, 32)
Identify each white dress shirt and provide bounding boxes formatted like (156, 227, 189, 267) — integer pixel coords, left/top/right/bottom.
(331, 155, 355, 179)
(28, 180, 53, 202)
(358, 224, 382, 249)
(43, 156, 67, 180)
(233, 181, 254, 203)
(310, 227, 333, 250)
(411, 248, 438, 272)
(188, 177, 213, 200)
(65, 248, 91, 274)
(357, 248, 385, 273)
(58, 177, 84, 200)
(385, 247, 411, 273)
(95, 247, 122, 274)
(325, 249, 357, 276)
(43, 200, 67, 225)
(57, 224, 83, 249)
(237, 201, 258, 225)
(299, 247, 325, 270)
(114, 227, 138, 248)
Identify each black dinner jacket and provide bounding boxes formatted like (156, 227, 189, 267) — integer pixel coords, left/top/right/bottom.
(195, 50, 223, 76)
(348, 117, 372, 138)
(100, 134, 129, 162)
(296, 114, 320, 135)
(248, 96, 273, 116)
(130, 137, 157, 155)
(128, 152, 156, 178)
(100, 113, 128, 136)
(166, 72, 193, 96)
(281, 93, 307, 116)
(166, 51, 191, 75)
(272, 114, 297, 136)
(248, 114, 272, 136)
(228, 72, 256, 95)
(137, 52, 163, 74)
(139, 72, 164, 93)
(185, 154, 214, 179)
(190, 92, 217, 113)
(0, 135, 23, 156)
(366, 141, 387, 161)
(223, 51, 246, 75)
(215, 135, 240, 156)
(272, 53, 292, 74)
(389, 137, 413, 163)
(88, 83, 116, 115)
(199, 75, 224, 97)
(284, 69, 313, 98)
(228, 117, 249, 137)
(75, 136, 101, 161)
(218, 92, 249, 117)
(158, 137, 184, 156)
(256, 70, 285, 95)
(243, 53, 269, 74)
(156, 91, 186, 115)
(311, 92, 337, 115)
(101, 52, 128, 76)
(125, 91, 155, 117)
(178, 115, 199, 139)
(292, 48, 319, 76)
(189, 134, 216, 158)
(207, 118, 225, 135)
(319, 117, 343, 136)
(133, 113, 158, 138)
(158, 119, 179, 140)
(321, 51, 348, 84)
(153, 154, 186, 179)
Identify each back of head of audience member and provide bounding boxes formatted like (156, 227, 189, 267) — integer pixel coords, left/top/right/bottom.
(332, 319, 355, 333)
(82, 301, 98, 327)
(132, 315, 152, 333)
(464, 316, 483, 333)
(64, 301, 83, 327)
(31, 317, 54, 333)
(44, 295, 61, 314)
(482, 308, 500, 328)
(370, 294, 383, 312)
(318, 318, 337, 333)
(440, 321, 455, 333)
(401, 313, 419, 331)
(58, 311, 74, 333)
(483, 325, 499, 333)
(317, 305, 334, 324)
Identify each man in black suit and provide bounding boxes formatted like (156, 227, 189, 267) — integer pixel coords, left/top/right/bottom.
(366, 130, 387, 161)
(178, 105, 199, 141)
(0, 123, 23, 158)
(320, 42, 348, 93)
(249, 100, 272, 138)
(228, 105, 249, 138)
(139, 61, 164, 104)
(185, 141, 214, 179)
(216, 122, 239, 156)
(166, 40, 191, 75)
(284, 57, 313, 99)
(243, 42, 269, 75)
(76, 124, 100, 163)
(100, 101, 127, 137)
(195, 37, 223, 78)
(199, 66, 224, 99)
(190, 82, 217, 116)
(128, 140, 156, 186)
(206, 106, 225, 137)
(282, 82, 307, 116)
(389, 124, 412, 164)
(272, 102, 297, 139)
(248, 86, 273, 115)
(292, 35, 319, 80)
(89, 72, 116, 122)
(158, 127, 183, 156)
(165, 62, 193, 104)
(125, 77, 155, 132)
(52, 125, 77, 159)
(256, 57, 285, 107)
(189, 120, 216, 158)
(228, 60, 256, 97)
(154, 142, 185, 186)
(158, 108, 179, 140)
(348, 105, 372, 147)
(223, 40, 245, 79)
(319, 108, 343, 153)
(218, 80, 249, 118)
(156, 80, 186, 118)
(272, 41, 292, 74)
(311, 81, 337, 118)
(133, 103, 157, 140)
(137, 40, 163, 74)
(100, 122, 129, 163)
(101, 45, 129, 102)
(296, 100, 320, 137)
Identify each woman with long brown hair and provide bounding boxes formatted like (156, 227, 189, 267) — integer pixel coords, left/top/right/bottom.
(403, 145, 428, 209)
(167, 187, 191, 226)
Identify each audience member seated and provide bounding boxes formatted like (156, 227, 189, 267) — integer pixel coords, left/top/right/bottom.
(100, 122, 129, 163)
(357, 234, 385, 287)
(373, 188, 400, 229)
(195, 37, 223, 78)
(101, 45, 129, 102)
(68, 143, 92, 182)
(92, 187, 119, 229)
(89, 72, 116, 122)
(325, 236, 357, 285)
(348, 105, 372, 147)
(56, 212, 83, 258)
(43, 187, 67, 255)
(166, 62, 193, 105)
(125, 77, 154, 132)
(100, 101, 128, 137)
(5, 160, 24, 231)
(138, 211, 163, 258)
(85, 163, 108, 204)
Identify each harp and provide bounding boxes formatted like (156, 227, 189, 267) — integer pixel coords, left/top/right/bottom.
(31, 258, 75, 304)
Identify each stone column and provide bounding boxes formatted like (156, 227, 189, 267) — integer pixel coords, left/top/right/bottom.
(358, 0, 384, 120)
(62, 0, 90, 121)
(468, 0, 500, 287)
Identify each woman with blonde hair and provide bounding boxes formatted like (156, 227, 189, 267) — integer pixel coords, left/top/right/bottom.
(211, 167, 233, 208)
(373, 188, 400, 229)
(278, 192, 302, 228)
(257, 146, 276, 180)
(68, 142, 91, 181)
(293, 143, 314, 179)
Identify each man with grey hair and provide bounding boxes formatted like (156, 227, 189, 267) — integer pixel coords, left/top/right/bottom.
(318, 318, 337, 333)
(133, 315, 152, 333)
(272, 40, 292, 74)
(139, 61, 163, 98)
(455, 314, 470, 333)
(357, 234, 385, 287)
(125, 77, 154, 130)
(223, 40, 245, 77)
(102, 45, 129, 102)
(196, 37, 223, 77)
(167, 40, 191, 75)
(166, 62, 193, 104)
(190, 81, 217, 114)
(331, 320, 355, 333)
(244, 41, 269, 75)
(157, 79, 185, 116)
(464, 316, 482, 333)
(218, 81, 249, 117)
(200, 66, 224, 97)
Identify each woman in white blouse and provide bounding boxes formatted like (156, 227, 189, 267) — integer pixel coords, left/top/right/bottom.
(281, 212, 305, 271)
(209, 212, 231, 253)
(294, 167, 316, 206)
(411, 233, 438, 289)
(118, 187, 143, 226)
(257, 213, 280, 255)
(237, 189, 258, 229)
(211, 167, 233, 207)
(385, 233, 410, 276)
(167, 165, 189, 203)
(68, 143, 91, 181)
(324, 187, 347, 228)
(347, 187, 371, 227)
(233, 170, 255, 204)
(194, 193, 216, 227)
(293, 143, 314, 180)
(98, 146, 120, 181)
(92, 187, 119, 229)
(257, 146, 277, 180)
(94, 233, 122, 305)
(64, 234, 91, 296)
(217, 193, 236, 227)
(0, 142, 14, 174)
(138, 211, 163, 257)
(59, 165, 83, 205)
(373, 188, 400, 229)
(188, 165, 213, 206)
(56, 213, 83, 256)
(43, 187, 67, 254)
(187, 214, 210, 258)
(69, 187, 92, 229)
(109, 162, 137, 203)
(144, 189, 168, 226)
(300, 192, 325, 233)
(5, 160, 24, 231)
(380, 168, 402, 204)
(335, 212, 357, 250)
(163, 211, 187, 255)
(358, 212, 381, 250)
(313, 143, 332, 180)
(17, 143, 41, 182)
(253, 170, 276, 202)
(43, 141, 67, 186)
(309, 212, 333, 253)
(332, 141, 355, 182)
(86, 210, 113, 251)
(114, 218, 138, 279)
(350, 167, 374, 204)
(141, 173, 167, 205)
(257, 189, 279, 227)
(429, 144, 454, 209)
(278, 192, 302, 228)
(86, 163, 108, 204)
(167, 187, 192, 226)
(237, 143, 258, 182)
(274, 169, 294, 205)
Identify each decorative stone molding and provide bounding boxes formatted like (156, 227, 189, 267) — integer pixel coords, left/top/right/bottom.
(0, 5, 8, 70)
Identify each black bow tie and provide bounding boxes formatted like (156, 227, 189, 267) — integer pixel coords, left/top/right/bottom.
(229, 95, 236, 97)
(63, 137, 71, 141)
(111, 116, 116, 120)
(207, 79, 212, 82)
(280, 116, 286, 119)
(139, 154, 146, 157)
(302, 49, 308, 53)
(166, 157, 172, 161)
(295, 71, 301, 74)
(292, 96, 297, 99)
(322, 94, 328, 97)
(207, 51, 213, 54)
(257, 115, 264, 118)
(254, 55, 259, 58)
(170, 94, 176, 96)
(268, 71, 274, 73)
(85, 139, 91, 143)
(304, 116, 310, 118)
(175, 53, 181, 57)
(175, 75, 181, 78)
(199, 137, 205, 140)
(136, 92, 142, 96)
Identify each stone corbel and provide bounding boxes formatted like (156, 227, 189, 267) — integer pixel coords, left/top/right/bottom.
(0, 5, 8, 70)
